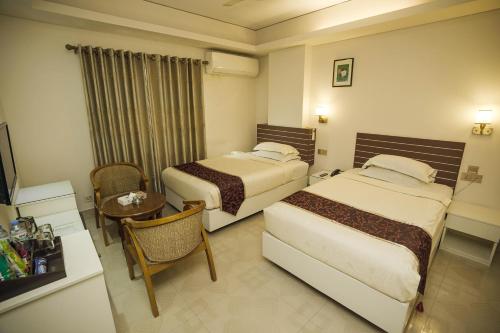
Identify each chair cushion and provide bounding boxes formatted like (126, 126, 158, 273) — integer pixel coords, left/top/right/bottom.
(134, 211, 203, 263)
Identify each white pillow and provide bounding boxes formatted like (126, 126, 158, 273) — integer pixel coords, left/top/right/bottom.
(362, 154, 437, 183)
(253, 142, 299, 156)
(252, 150, 301, 162)
(359, 166, 423, 187)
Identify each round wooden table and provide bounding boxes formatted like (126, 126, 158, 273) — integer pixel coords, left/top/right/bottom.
(101, 192, 167, 243)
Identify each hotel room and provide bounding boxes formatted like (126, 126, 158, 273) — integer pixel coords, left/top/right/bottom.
(0, 0, 499, 332)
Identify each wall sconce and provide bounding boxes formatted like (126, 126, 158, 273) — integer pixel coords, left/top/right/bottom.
(314, 106, 328, 123)
(472, 110, 493, 135)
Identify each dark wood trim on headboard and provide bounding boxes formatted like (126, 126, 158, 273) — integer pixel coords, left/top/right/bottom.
(257, 124, 316, 165)
(354, 133, 465, 189)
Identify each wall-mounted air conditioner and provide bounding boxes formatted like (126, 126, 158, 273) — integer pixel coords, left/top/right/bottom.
(205, 51, 259, 77)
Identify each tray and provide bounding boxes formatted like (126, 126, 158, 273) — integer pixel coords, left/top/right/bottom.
(0, 236, 66, 301)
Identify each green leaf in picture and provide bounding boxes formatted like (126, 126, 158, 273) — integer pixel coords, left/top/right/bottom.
(336, 64, 350, 82)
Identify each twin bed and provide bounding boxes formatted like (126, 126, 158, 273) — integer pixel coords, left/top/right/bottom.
(163, 124, 315, 231)
(162, 127, 466, 333)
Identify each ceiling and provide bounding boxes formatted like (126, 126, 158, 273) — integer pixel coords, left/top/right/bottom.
(1, 0, 499, 55)
(145, 0, 349, 30)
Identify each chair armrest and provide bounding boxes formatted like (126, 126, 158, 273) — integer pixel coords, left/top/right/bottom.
(94, 190, 102, 208)
(124, 201, 205, 229)
(183, 200, 206, 211)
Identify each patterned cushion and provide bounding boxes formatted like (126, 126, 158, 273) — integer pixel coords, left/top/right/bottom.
(134, 211, 203, 262)
(94, 165, 142, 198)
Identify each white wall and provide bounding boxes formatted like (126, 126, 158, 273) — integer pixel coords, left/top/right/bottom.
(308, 10, 500, 208)
(204, 74, 257, 157)
(255, 56, 269, 125)
(268, 46, 310, 127)
(0, 15, 258, 210)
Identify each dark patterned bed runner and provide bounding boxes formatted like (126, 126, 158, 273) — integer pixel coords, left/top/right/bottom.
(174, 162, 244, 216)
(282, 190, 432, 294)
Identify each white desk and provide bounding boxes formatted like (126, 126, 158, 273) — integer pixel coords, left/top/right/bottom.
(15, 181, 77, 217)
(0, 230, 116, 333)
(15, 180, 84, 236)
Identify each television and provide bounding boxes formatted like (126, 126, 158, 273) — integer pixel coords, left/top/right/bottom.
(0, 122, 17, 205)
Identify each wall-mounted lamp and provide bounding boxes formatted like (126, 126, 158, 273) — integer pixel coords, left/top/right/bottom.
(472, 110, 493, 135)
(314, 106, 328, 124)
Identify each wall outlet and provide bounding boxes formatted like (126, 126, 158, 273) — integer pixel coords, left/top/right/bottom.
(317, 149, 328, 155)
(467, 165, 479, 173)
(461, 172, 483, 183)
(84, 195, 93, 202)
(461, 165, 483, 183)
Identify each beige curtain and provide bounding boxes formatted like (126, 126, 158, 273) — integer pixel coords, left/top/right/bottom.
(77, 45, 205, 191)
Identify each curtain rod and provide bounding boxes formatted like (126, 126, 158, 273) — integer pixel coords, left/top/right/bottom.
(65, 44, 209, 64)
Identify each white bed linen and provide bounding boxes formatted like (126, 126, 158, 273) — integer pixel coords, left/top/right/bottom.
(162, 152, 308, 209)
(264, 169, 452, 302)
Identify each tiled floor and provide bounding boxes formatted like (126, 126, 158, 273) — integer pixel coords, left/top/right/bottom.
(83, 207, 500, 333)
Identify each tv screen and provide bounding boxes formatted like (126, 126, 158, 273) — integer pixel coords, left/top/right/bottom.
(0, 122, 17, 205)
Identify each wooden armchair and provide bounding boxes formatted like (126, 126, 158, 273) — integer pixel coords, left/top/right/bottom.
(122, 200, 217, 317)
(90, 162, 148, 246)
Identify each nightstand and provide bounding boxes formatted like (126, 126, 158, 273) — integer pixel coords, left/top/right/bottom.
(309, 170, 334, 185)
(440, 200, 500, 266)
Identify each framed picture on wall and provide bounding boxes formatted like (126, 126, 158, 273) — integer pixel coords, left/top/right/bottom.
(332, 58, 354, 87)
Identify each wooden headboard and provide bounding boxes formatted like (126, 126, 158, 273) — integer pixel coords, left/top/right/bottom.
(257, 124, 316, 165)
(354, 133, 465, 189)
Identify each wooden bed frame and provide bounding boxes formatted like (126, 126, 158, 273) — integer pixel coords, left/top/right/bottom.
(164, 124, 316, 231)
(256, 124, 316, 165)
(353, 132, 465, 189)
(263, 132, 465, 333)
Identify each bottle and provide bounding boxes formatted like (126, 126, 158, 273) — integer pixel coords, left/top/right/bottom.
(10, 220, 28, 241)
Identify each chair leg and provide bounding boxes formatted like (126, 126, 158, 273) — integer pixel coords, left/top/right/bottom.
(204, 242, 217, 282)
(100, 212, 109, 246)
(94, 206, 99, 229)
(143, 272, 159, 317)
(124, 248, 135, 280)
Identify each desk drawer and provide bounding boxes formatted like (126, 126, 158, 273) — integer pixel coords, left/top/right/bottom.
(18, 195, 77, 217)
(446, 214, 500, 242)
(35, 210, 84, 237)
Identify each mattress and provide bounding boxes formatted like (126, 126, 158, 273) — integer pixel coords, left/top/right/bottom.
(264, 169, 452, 302)
(162, 152, 309, 209)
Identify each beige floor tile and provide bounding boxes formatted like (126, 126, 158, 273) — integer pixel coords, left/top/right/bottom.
(299, 301, 351, 333)
(263, 268, 328, 319)
(436, 260, 491, 305)
(405, 311, 429, 333)
(158, 304, 207, 333)
(112, 286, 164, 333)
(83, 209, 500, 333)
(191, 288, 311, 333)
(425, 300, 500, 333)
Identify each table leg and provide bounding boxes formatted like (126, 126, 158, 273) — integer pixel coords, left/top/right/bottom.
(118, 222, 124, 241)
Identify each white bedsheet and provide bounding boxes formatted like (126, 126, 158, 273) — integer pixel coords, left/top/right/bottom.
(162, 152, 309, 209)
(264, 169, 452, 302)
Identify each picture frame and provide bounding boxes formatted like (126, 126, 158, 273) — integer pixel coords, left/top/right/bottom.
(332, 58, 354, 87)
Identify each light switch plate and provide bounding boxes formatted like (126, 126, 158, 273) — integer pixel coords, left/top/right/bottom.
(317, 149, 327, 155)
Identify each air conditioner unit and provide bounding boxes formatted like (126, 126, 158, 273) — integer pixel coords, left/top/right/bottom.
(205, 51, 259, 77)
